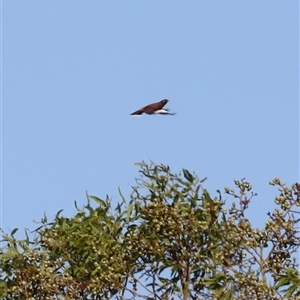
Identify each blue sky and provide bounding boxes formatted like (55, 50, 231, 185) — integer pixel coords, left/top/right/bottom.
(1, 1, 299, 237)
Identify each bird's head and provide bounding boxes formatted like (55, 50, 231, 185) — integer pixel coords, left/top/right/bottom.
(161, 99, 169, 105)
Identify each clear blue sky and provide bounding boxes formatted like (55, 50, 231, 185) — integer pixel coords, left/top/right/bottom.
(1, 1, 299, 237)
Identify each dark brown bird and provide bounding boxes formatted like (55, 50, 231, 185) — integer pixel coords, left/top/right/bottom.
(130, 99, 175, 116)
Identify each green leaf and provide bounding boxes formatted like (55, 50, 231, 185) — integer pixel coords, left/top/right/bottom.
(118, 187, 127, 204)
(74, 200, 83, 212)
(10, 228, 18, 237)
(55, 209, 64, 218)
(275, 276, 289, 289)
(183, 168, 194, 182)
(127, 203, 133, 222)
(89, 196, 106, 207)
(284, 285, 297, 298)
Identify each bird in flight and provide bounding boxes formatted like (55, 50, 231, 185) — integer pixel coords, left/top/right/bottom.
(130, 99, 175, 116)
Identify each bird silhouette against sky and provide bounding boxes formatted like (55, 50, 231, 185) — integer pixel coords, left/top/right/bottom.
(130, 99, 176, 116)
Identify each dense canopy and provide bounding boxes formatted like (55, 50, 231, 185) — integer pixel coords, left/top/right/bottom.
(1, 162, 299, 299)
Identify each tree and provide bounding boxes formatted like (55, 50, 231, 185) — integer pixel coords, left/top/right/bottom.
(1, 162, 300, 299)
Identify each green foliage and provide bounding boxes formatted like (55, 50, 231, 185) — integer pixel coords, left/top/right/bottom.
(0, 162, 300, 300)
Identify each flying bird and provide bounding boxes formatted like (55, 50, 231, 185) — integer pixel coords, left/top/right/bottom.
(130, 99, 175, 116)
